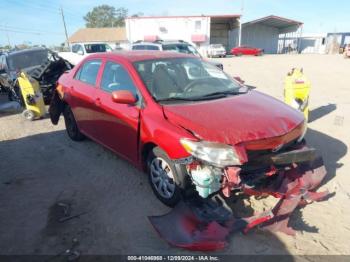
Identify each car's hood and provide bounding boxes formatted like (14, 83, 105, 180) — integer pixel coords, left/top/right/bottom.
(162, 90, 304, 146)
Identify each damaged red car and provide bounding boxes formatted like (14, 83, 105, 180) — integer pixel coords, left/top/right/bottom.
(50, 51, 328, 250)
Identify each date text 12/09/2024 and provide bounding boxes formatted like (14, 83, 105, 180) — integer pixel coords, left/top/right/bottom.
(127, 256, 219, 261)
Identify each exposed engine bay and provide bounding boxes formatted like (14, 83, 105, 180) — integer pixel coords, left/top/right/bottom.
(150, 132, 331, 251)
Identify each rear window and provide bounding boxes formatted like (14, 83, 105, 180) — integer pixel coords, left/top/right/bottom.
(162, 44, 200, 57)
(84, 44, 110, 53)
(132, 45, 160, 50)
(7, 49, 48, 70)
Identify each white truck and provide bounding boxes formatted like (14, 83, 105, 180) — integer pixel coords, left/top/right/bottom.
(58, 42, 113, 66)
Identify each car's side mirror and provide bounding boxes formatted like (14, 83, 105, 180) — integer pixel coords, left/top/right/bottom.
(111, 90, 137, 104)
(77, 50, 84, 55)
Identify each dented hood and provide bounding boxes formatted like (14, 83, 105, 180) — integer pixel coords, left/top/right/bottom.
(163, 90, 304, 145)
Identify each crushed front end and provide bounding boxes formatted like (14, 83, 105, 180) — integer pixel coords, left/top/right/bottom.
(149, 121, 331, 251)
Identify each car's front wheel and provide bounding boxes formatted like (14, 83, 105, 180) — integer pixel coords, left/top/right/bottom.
(147, 147, 189, 207)
(63, 106, 85, 141)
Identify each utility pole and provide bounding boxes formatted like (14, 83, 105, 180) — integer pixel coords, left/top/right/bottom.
(60, 6, 70, 49)
(6, 31, 11, 47)
(1, 24, 11, 47)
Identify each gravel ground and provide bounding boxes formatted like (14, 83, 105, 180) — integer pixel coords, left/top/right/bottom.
(0, 54, 349, 257)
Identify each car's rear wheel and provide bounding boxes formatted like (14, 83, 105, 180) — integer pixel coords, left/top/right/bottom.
(63, 106, 85, 141)
(147, 147, 190, 207)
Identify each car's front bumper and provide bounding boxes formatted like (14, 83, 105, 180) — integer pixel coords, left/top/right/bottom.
(150, 152, 331, 251)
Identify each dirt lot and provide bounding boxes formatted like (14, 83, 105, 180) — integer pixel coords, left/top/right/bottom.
(0, 54, 349, 256)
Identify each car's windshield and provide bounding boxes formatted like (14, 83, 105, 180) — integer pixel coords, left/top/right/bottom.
(134, 57, 245, 102)
(163, 44, 201, 57)
(7, 49, 49, 70)
(84, 44, 111, 53)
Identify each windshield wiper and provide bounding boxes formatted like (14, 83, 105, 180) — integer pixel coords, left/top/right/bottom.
(156, 97, 197, 102)
(201, 89, 247, 98)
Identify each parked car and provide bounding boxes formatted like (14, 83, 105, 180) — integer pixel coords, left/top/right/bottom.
(131, 40, 224, 70)
(0, 47, 71, 103)
(58, 42, 113, 66)
(51, 51, 310, 208)
(207, 44, 226, 58)
(230, 46, 264, 56)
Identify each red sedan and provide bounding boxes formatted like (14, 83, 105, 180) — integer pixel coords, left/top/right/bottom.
(50, 51, 307, 207)
(230, 46, 264, 56)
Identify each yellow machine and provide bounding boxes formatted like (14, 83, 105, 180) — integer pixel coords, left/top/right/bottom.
(17, 72, 46, 121)
(284, 68, 311, 121)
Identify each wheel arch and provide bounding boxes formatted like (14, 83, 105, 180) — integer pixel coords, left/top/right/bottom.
(141, 142, 158, 170)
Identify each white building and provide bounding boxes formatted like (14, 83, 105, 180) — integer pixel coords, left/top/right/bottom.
(125, 15, 241, 55)
(126, 15, 305, 55)
(299, 33, 327, 54)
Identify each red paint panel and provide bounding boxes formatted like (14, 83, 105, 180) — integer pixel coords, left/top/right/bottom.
(144, 35, 159, 42)
(163, 90, 304, 147)
(191, 34, 207, 43)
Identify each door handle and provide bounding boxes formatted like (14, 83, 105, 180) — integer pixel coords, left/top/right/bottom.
(95, 98, 101, 107)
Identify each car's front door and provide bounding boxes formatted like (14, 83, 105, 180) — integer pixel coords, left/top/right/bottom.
(70, 59, 102, 137)
(93, 60, 140, 163)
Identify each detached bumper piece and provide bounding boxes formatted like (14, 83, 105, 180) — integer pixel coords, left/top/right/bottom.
(149, 156, 331, 251)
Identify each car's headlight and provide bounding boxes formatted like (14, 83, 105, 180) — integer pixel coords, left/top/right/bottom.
(180, 139, 242, 167)
(297, 119, 308, 142)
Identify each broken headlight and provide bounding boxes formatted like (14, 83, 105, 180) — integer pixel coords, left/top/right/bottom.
(180, 139, 242, 167)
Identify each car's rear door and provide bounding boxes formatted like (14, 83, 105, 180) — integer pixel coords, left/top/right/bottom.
(69, 59, 102, 138)
(93, 59, 140, 163)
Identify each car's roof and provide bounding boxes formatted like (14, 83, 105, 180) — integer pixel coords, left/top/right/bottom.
(74, 42, 109, 45)
(6, 47, 47, 56)
(88, 50, 196, 62)
(132, 41, 191, 46)
(132, 42, 161, 46)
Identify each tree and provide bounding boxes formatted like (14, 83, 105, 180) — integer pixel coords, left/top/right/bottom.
(84, 5, 128, 28)
(131, 12, 144, 18)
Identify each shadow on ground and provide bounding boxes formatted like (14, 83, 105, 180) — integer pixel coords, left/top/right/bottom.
(0, 125, 346, 256)
(309, 104, 337, 123)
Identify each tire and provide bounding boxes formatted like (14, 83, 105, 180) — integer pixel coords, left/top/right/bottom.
(147, 147, 190, 207)
(63, 105, 85, 141)
(236, 53, 242, 56)
(22, 109, 35, 121)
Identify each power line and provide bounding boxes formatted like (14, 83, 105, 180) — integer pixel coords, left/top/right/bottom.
(0, 25, 64, 35)
(0, 28, 41, 35)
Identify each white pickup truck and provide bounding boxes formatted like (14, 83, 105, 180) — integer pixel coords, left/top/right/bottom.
(58, 42, 113, 66)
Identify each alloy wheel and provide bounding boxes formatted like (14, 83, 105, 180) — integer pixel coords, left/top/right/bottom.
(150, 157, 176, 199)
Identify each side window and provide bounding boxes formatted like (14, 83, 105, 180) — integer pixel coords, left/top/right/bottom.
(72, 45, 79, 53)
(100, 61, 137, 95)
(132, 45, 146, 50)
(147, 45, 160, 50)
(76, 60, 101, 86)
(72, 44, 84, 54)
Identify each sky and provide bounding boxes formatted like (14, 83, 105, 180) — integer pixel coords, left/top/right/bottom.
(0, 0, 349, 46)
